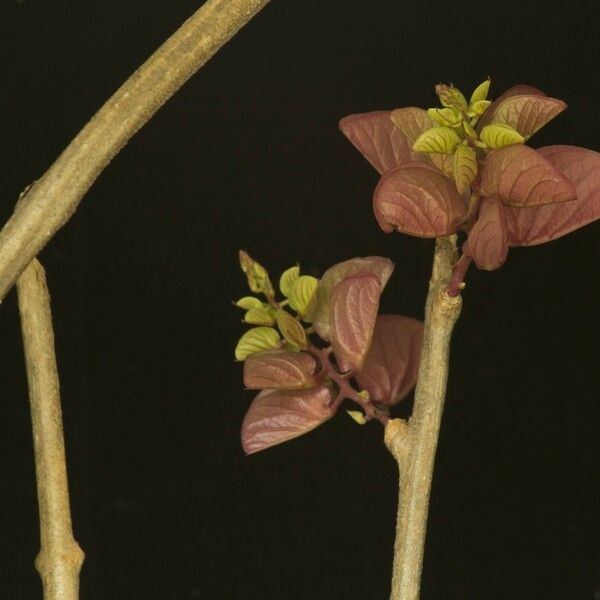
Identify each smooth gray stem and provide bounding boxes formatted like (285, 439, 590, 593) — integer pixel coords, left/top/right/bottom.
(385, 236, 462, 600)
(17, 259, 84, 600)
(0, 0, 271, 301)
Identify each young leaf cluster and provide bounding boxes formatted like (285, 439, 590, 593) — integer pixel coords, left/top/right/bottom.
(339, 79, 600, 274)
(234, 254, 423, 454)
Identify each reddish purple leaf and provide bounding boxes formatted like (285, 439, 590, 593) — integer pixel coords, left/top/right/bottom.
(505, 145, 600, 246)
(339, 111, 425, 174)
(241, 385, 333, 455)
(330, 273, 381, 372)
(310, 257, 394, 341)
(355, 315, 423, 406)
(477, 84, 546, 131)
(487, 95, 566, 139)
(464, 196, 509, 270)
(373, 162, 468, 237)
(480, 145, 576, 207)
(243, 350, 318, 390)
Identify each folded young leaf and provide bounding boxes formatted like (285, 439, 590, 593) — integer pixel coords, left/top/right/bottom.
(464, 196, 509, 270)
(487, 94, 566, 140)
(310, 257, 394, 341)
(243, 349, 318, 390)
(477, 84, 545, 131)
(480, 145, 576, 207)
(339, 111, 423, 174)
(355, 315, 423, 406)
(453, 144, 478, 194)
(505, 145, 600, 246)
(235, 327, 281, 361)
(330, 273, 381, 372)
(373, 162, 468, 237)
(241, 385, 333, 455)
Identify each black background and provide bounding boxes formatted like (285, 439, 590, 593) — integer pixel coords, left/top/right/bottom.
(1, 1, 599, 599)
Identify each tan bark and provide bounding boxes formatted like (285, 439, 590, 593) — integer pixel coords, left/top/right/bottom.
(17, 260, 85, 600)
(385, 236, 462, 600)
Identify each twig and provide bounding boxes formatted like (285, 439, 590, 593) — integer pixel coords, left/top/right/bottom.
(17, 260, 84, 600)
(384, 236, 463, 600)
(0, 0, 271, 301)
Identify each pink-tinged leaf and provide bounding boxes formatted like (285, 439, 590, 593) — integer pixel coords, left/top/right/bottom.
(464, 196, 509, 270)
(330, 273, 381, 372)
(477, 84, 546, 131)
(488, 95, 566, 139)
(389, 107, 433, 146)
(373, 162, 468, 237)
(310, 257, 394, 341)
(505, 145, 600, 246)
(243, 350, 318, 390)
(241, 385, 333, 455)
(480, 145, 576, 207)
(355, 315, 423, 406)
(339, 111, 427, 174)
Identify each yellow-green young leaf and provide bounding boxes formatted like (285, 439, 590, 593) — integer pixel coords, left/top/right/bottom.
(235, 296, 263, 310)
(346, 410, 367, 425)
(235, 327, 281, 361)
(479, 124, 525, 149)
(238, 250, 275, 298)
(453, 144, 478, 194)
(244, 307, 276, 326)
(435, 84, 468, 111)
(275, 310, 307, 349)
(427, 108, 462, 127)
(288, 275, 319, 318)
(462, 120, 478, 141)
(470, 79, 490, 105)
(469, 100, 492, 116)
(412, 127, 461, 155)
(279, 265, 300, 297)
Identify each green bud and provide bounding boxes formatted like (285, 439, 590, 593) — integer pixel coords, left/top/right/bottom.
(435, 84, 468, 111)
(239, 250, 275, 299)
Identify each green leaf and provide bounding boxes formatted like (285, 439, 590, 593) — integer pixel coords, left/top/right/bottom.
(412, 127, 462, 155)
(275, 310, 308, 349)
(453, 144, 478, 194)
(244, 306, 276, 326)
(288, 275, 319, 318)
(469, 79, 490, 105)
(469, 100, 491, 116)
(346, 410, 367, 425)
(235, 296, 263, 310)
(479, 123, 525, 149)
(235, 327, 281, 361)
(426, 108, 462, 127)
(279, 265, 300, 297)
